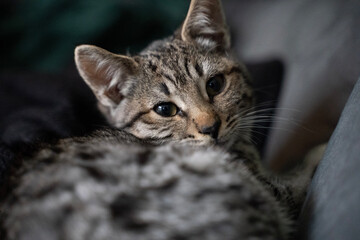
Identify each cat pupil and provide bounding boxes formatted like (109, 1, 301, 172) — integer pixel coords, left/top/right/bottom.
(206, 74, 225, 97)
(154, 102, 178, 117)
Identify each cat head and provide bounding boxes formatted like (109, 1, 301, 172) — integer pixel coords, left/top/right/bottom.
(75, 0, 254, 146)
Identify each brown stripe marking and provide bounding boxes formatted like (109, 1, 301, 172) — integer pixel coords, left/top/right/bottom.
(160, 83, 170, 96)
(121, 111, 150, 129)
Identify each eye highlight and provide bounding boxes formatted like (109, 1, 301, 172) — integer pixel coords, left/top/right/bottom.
(206, 74, 225, 98)
(153, 102, 178, 117)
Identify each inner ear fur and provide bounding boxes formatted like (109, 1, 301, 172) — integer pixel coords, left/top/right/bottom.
(180, 0, 230, 51)
(74, 45, 138, 107)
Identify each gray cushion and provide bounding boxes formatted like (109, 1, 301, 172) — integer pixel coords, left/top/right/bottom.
(298, 78, 360, 239)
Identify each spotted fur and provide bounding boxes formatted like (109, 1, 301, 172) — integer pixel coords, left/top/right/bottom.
(1, 129, 320, 240)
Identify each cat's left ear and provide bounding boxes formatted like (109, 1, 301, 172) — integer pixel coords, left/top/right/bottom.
(181, 0, 230, 51)
(75, 45, 138, 108)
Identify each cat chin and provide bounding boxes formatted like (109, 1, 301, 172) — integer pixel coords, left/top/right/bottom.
(176, 137, 217, 147)
(175, 135, 238, 149)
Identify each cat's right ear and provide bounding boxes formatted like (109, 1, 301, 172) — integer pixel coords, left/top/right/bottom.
(75, 45, 138, 108)
(180, 0, 230, 52)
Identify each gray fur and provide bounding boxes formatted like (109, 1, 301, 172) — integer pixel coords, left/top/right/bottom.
(2, 130, 313, 240)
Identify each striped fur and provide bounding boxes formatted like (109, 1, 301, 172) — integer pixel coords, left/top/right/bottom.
(76, 39, 253, 147)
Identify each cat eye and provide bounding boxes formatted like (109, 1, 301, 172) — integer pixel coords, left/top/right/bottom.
(153, 102, 178, 117)
(206, 74, 225, 98)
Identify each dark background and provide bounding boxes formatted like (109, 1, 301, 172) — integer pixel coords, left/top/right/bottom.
(0, 0, 188, 73)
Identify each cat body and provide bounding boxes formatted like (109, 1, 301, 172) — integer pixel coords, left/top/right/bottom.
(0, 0, 318, 239)
(2, 130, 294, 240)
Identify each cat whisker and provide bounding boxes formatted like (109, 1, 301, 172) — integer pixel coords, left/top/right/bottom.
(241, 105, 302, 118)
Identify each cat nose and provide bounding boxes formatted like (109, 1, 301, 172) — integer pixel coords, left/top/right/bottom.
(200, 120, 221, 139)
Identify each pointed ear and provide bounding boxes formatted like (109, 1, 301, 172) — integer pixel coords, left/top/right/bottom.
(74, 45, 138, 108)
(181, 0, 230, 51)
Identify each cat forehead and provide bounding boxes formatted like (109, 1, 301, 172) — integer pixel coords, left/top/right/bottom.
(126, 39, 240, 101)
(138, 40, 231, 79)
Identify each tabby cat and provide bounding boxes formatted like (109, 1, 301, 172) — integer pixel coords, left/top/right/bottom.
(0, 0, 319, 239)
